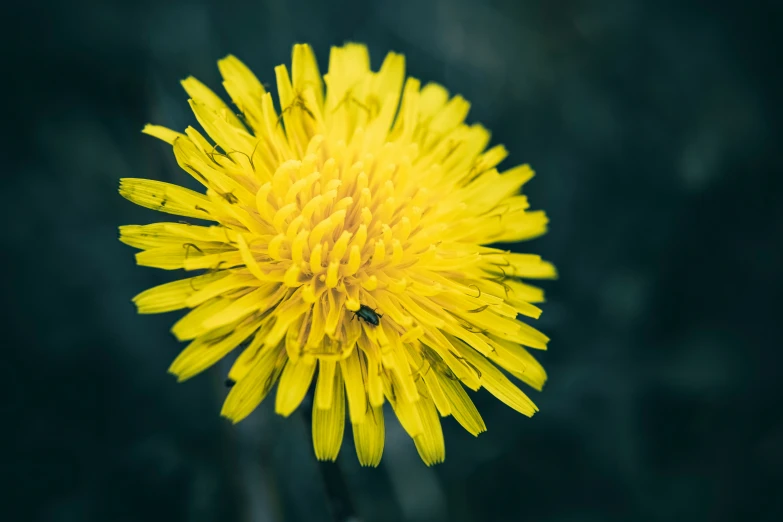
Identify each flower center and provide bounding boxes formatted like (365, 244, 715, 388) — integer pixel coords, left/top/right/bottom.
(257, 133, 429, 312)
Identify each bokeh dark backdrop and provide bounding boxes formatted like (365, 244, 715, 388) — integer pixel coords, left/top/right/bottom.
(5, 1, 782, 521)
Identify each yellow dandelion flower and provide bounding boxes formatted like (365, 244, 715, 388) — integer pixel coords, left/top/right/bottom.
(120, 43, 556, 466)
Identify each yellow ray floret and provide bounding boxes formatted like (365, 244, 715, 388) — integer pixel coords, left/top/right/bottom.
(120, 42, 556, 466)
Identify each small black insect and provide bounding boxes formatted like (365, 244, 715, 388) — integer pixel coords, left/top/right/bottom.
(224, 378, 236, 388)
(353, 304, 383, 326)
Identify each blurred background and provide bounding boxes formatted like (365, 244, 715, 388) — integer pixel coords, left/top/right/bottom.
(4, 0, 782, 521)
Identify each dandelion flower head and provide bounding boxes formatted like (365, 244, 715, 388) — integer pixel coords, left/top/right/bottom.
(120, 43, 556, 466)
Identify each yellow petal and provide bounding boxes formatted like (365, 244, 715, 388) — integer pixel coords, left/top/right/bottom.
(421, 368, 451, 417)
(181, 76, 245, 130)
(134, 242, 234, 270)
(169, 317, 259, 381)
(119, 178, 215, 220)
(222, 343, 285, 422)
(413, 397, 445, 466)
(236, 233, 266, 281)
(428, 94, 470, 140)
(132, 271, 228, 314)
(119, 222, 238, 250)
(171, 298, 233, 341)
(371, 52, 405, 112)
(142, 124, 184, 144)
(188, 99, 255, 154)
(227, 327, 269, 381)
(386, 385, 423, 439)
(507, 254, 558, 279)
(218, 55, 266, 131)
(340, 350, 367, 424)
(436, 374, 486, 436)
(275, 356, 316, 417)
(315, 360, 336, 409)
(292, 43, 324, 109)
(312, 362, 345, 461)
(457, 343, 538, 417)
(352, 405, 385, 467)
(418, 82, 449, 120)
(488, 337, 548, 392)
(184, 272, 263, 308)
(201, 287, 273, 330)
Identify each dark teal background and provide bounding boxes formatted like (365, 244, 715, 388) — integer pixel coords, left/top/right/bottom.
(5, 1, 782, 521)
